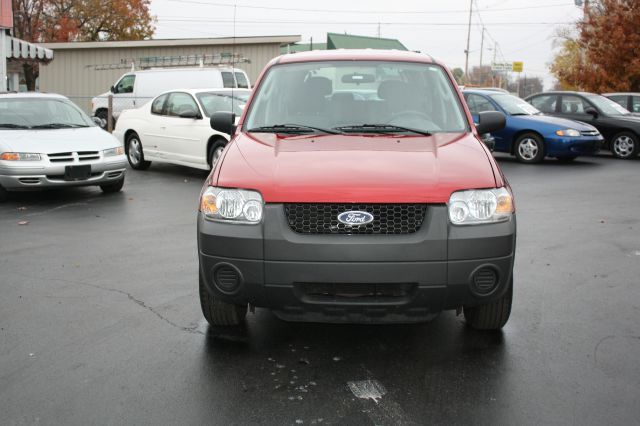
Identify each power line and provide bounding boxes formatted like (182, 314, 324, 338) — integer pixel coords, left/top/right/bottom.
(163, 0, 574, 15)
(157, 17, 573, 26)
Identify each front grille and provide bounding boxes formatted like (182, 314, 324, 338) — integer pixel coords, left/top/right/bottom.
(296, 282, 415, 303)
(78, 151, 100, 161)
(284, 203, 427, 235)
(580, 130, 599, 137)
(47, 151, 100, 163)
(48, 152, 73, 162)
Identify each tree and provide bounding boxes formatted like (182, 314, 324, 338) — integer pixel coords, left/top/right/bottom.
(452, 68, 464, 84)
(12, 0, 155, 89)
(550, 0, 640, 92)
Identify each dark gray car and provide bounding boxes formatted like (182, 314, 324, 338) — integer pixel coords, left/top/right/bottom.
(525, 91, 640, 159)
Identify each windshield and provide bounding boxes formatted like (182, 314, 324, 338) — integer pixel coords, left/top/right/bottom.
(490, 94, 540, 115)
(197, 92, 250, 117)
(0, 98, 94, 129)
(585, 94, 630, 116)
(244, 61, 468, 134)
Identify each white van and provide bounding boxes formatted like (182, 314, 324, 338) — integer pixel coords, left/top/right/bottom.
(91, 67, 250, 126)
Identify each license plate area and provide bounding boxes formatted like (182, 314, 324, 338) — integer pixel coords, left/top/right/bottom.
(64, 165, 91, 181)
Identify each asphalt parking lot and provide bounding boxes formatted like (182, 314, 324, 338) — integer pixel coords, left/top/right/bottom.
(1, 153, 639, 425)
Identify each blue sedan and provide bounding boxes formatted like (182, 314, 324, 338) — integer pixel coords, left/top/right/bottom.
(463, 90, 604, 163)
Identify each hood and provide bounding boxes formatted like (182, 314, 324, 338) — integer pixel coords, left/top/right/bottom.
(0, 127, 121, 153)
(517, 114, 596, 130)
(215, 132, 498, 203)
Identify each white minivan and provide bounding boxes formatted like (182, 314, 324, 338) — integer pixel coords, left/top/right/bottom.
(91, 67, 250, 127)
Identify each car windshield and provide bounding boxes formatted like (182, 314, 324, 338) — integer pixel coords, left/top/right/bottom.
(490, 94, 540, 115)
(585, 94, 631, 116)
(0, 98, 94, 129)
(243, 61, 468, 134)
(197, 92, 250, 117)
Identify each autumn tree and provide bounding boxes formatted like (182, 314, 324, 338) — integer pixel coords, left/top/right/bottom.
(12, 0, 155, 89)
(550, 0, 640, 92)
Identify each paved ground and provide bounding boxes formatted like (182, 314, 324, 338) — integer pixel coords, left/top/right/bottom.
(1, 153, 639, 426)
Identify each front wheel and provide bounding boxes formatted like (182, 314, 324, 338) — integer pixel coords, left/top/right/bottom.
(208, 140, 226, 169)
(199, 274, 247, 326)
(126, 132, 151, 170)
(610, 132, 639, 159)
(463, 279, 513, 330)
(514, 133, 545, 163)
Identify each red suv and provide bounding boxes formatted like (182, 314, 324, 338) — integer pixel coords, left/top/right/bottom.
(198, 50, 515, 330)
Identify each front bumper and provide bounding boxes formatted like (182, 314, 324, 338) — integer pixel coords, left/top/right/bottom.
(545, 136, 603, 157)
(198, 204, 516, 323)
(0, 156, 127, 189)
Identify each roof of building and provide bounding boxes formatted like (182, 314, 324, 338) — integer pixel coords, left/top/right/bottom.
(40, 35, 301, 50)
(5, 36, 54, 62)
(280, 43, 328, 54)
(326, 33, 407, 51)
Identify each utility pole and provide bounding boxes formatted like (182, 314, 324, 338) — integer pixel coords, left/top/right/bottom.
(464, 0, 473, 83)
(479, 27, 485, 85)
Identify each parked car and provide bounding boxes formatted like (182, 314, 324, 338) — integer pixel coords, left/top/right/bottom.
(602, 92, 640, 114)
(198, 49, 515, 330)
(91, 67, 251, 128)
(525, 91, 640, 159)
(0, 93, 126, 202)
(113, 88, 251, 171)
(463, 89, 603, 163)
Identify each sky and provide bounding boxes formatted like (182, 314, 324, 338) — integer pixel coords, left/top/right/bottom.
(149, 0, 585, 89)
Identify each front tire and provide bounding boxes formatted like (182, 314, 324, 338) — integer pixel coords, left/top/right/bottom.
(95, 109, 114, 130)
(514, 133, 545, 163)
(199, 273, 247, 326)
(208, 140, 226, 169)
(610, 131, 639, 159)
(126, 132, 151, 170)
(463, 279, 513, 330)
(0, 185, 8, 202)
(100, 176, 125, 193)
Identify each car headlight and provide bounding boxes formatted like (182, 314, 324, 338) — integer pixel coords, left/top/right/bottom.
(200, 187, 264, 224)
(448, 187, 513, 225)
(0, 152, 42, 161)
(555, 129, 581, 137)
(103, 147, 124, 157)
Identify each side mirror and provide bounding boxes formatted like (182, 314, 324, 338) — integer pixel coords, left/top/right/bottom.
(92, 116, 106, 127)
(110, 86, 116, 94)
(178, 110, 201, 119)
(585, 107, 598, 118)
(476, 111, 506, 135)
(210, 111, 237, 136)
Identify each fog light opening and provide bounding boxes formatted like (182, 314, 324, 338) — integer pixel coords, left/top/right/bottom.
(471, 266, 499, 296)
(212, 263, 243, 294)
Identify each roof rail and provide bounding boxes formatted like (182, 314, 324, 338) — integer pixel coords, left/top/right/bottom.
(86, 53, 251, 71)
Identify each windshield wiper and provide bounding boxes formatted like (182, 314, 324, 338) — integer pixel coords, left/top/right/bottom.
(31, 123, 88, 129)
(0, 123, 30, 129)
(334, 124, 432, 136)
(247, 124, 340, 135)
(509, 113, 530, 116)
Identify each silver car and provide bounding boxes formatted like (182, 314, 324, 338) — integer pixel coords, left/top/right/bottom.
(0, 93, 126, 201)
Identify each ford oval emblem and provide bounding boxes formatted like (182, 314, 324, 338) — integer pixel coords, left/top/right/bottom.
(337, 211, 374, 226)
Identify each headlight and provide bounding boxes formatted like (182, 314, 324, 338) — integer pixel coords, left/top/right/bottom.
(200, 187, 263, 224)
(448, 187, 513, 225)
(0, 152, 42, 161)
(555, 129, 581, 137)
(103, 147, 124, 157)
